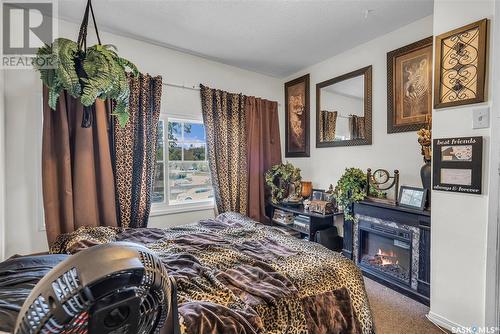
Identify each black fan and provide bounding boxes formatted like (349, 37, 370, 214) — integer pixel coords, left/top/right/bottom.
(14, 242, 180, 334)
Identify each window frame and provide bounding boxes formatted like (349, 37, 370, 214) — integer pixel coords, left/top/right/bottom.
(151, 114, 214, 216)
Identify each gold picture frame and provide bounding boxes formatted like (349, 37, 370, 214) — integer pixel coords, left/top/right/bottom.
(434, 19, 488, 109)
(387, 37, 433, 133)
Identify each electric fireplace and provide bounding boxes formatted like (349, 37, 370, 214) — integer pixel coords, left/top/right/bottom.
(353, 216, 421, 293)
(345, 201, 431, 305)
(358, 221, 412, 285)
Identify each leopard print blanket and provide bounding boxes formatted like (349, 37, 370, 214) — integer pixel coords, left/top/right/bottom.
(51, 212, 374, 334)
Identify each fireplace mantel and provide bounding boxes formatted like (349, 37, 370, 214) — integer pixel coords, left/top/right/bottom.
(344, 200, 431, 305)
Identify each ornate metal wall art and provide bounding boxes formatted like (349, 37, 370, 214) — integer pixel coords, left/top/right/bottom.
(434, 19, 488, 109)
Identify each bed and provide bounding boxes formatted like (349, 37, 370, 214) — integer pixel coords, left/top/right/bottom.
(0, 212, 374, 334)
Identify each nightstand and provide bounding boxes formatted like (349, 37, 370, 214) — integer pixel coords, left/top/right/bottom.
(267, 202, 343, 250)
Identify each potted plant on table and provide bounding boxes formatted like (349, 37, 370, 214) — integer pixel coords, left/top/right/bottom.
(265, 163, 302, 204)
(333, 168, 368, 222)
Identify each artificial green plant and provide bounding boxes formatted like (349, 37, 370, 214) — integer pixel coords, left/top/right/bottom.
(333, 167, 387, 221)
(333, 167, 368, 222)
(33, 38, 139, 127)
(265, 162, 302, 204)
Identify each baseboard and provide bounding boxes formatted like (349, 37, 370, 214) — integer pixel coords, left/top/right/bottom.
(427, 311, 465, 332)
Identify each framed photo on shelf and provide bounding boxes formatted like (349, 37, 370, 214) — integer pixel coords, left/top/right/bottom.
(434, 19, 488, 109)
(387, 36, 433, 133)
(311, 188, 325, 201)
(285, 74, 310, 157)
(433, 136, 483, 194)
(398, 186, 428, 210)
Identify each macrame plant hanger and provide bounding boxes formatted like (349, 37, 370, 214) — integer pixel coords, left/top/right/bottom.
(76, 0, 102, 128)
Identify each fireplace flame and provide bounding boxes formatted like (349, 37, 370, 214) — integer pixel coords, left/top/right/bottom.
(376, 248, 398, 266)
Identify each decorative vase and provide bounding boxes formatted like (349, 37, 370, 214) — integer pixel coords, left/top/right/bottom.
(301, 181, 313, 199)
(420, 160, 431, 206)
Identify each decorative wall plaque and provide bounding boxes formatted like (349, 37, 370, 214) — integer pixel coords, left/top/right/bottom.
(434, 19, 488, 109)
(432, 136, 483, 194)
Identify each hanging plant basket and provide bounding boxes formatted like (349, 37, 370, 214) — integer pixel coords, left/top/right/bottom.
(33, 0, 138, 127)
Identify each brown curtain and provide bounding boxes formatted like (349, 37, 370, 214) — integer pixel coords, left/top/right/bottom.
(113, 74, 162, 228)
(246, 97, 282, 223)
(200, 85, 248, 215)
(42, 88, 118, 246)
(200, 85, 282, 222)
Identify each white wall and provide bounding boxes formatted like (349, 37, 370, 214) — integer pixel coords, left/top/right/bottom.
(4, 69, 46, 257)
(485, 0, 500, 327)
(0, 69, 5, 260)
(280, 15, 433, 193)
(428, 0, 498, 329)
(4, 18, 281, 257)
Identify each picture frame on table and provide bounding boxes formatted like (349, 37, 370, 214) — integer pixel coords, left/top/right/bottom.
(311, 189, 325, 201)
(398, 186, 428, 211)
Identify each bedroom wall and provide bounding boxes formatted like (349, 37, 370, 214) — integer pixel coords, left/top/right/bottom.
(428, 0, 498, 329)
(279, 15, 433, 194)
(486, 0, 500, 326)
(3, 18, 282, 258)
(0, 70, 5, 260)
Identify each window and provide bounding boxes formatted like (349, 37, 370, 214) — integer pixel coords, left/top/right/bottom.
(153, 117, 213, 210)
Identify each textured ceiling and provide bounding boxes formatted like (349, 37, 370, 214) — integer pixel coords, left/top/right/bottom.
(58, 0, 433, 78)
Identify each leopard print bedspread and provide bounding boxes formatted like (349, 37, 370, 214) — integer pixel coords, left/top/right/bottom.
(51, 212, 374, 334)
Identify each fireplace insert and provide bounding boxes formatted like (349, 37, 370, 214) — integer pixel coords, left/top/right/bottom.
(358, 220, 412, 286)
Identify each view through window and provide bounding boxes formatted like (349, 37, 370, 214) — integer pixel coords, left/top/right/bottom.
(153, 118, 213, 205)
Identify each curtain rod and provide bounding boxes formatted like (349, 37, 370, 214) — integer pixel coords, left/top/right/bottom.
(322, 111, 362, 119)
(163, 82, 200, 91)
(162, 82, 282, 106)
(337, 114, 352, 119)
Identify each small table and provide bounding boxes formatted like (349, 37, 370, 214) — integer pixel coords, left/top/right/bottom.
(267, 202, 343, 242)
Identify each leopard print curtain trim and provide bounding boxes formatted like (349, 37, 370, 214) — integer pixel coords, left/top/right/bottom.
(200, 85, 248, 216)
(113, 74, 162, 228)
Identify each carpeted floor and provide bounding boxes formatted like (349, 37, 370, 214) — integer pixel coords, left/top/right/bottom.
(364, 278, 448, 334)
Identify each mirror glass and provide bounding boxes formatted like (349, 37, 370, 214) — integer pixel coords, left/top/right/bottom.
(316, 66, 372, 147)
(319, 76, 364, 141)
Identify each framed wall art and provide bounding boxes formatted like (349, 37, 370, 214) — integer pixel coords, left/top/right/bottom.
(434, 19, 489, 109)
(387, 37, 433, 133)
(285, 74, 310, 157)
(433, 136, 483, 194)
